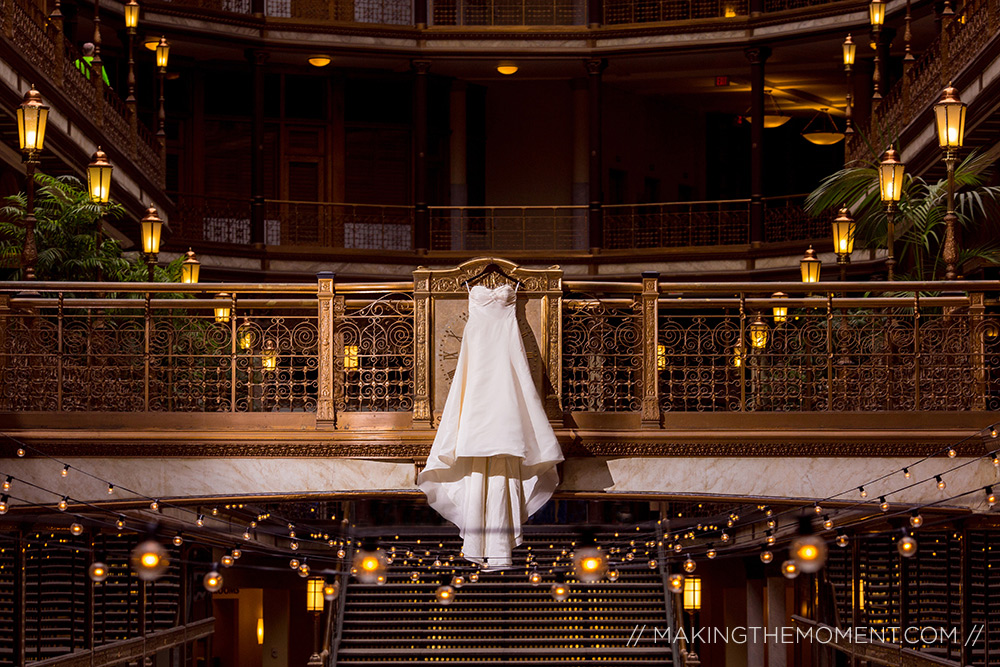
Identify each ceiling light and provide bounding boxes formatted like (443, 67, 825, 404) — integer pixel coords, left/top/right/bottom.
(497, 61, 518, 75)
(802, 108, 844, 145)
(309, 55, 331, 67)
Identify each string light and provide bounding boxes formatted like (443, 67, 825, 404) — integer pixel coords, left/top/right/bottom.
(243, 530, 251, 540)
(70, 523, 84, 536)
(452, 575, 465, 588)
(550, 579, 570, 602)
(648, 559, 658, 570)
(992, 453, 999, 468)
(720, 532, 730, 542)
(289, 558, 300, 569)
(150, 499, 159, 511)
(948, 447, 957, 458)
(683, 557, 696, 573)
(323, 581, 339, 600)
(232, 548, 242, 559)
(859, 486, 868, 498)
(131, 540, 169, 581)
(823, 516, 834, 530)
(836, 534, 849, 548)
(290, 541, 299, 551)
(765, 531, 775, 546)
(898, 535, 917, 557)
(760, 550, 773, 563)
(172, 535, 183, 546)
(16, 448, 25, 457)
(606, 569, 619, 581)
(88, 562, 108, 582)
(203, 570, 223, 592)
(781, 560, 799, 579)
(115, 517, 125, 530)
(61, 465, 69, 478)
(813, 504, 822, 515)
(706, 547, 717, 559)
(196, 514, 205, 527)
(529, 571, 543, 586)
(353, 543, 388, 584)
(0, 496, 7, 514)
(667, 573, 684, 593)
(790, 517, 827, 572)
(107, 483, 114, 494)
(879, 497, 889, 512)
(298, 563, 310, 578)
(58, 497, 68, 511)
(903, 468, 911, 479)
(468, 571, 479, 583)
(220, 555, 234, 568)
(2, 476, 10, 491)
(986, 486, 996, 506)
(936, 476, 946, 490)
(910, 511, 923, 528)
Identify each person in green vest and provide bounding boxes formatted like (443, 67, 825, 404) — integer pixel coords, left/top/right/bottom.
(75, 43, 111, 86)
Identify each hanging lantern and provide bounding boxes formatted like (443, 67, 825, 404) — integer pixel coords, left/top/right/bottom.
(744, 91, 791, 129)
(86, 147, 113, 205)
(180, 248, 201, 284)
(878, 148, 906, 203)
(831, 206, 856, 256)
(214, 293, 232, 324)
(933, 85, 966, 150)
(16, 86, 49, 155)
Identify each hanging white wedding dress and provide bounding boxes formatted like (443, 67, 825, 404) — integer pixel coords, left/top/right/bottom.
(417, 283, 563, 569)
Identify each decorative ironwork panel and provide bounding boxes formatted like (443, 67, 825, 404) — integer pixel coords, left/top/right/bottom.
(603, 0, 747, 24)
(429, 207, 581, 252)
(264, 201, 413, 249)
(0, 312, 60, 411)
(11, 0, 55, 79)
(762, 196, 832, 243)
(336, 295, 414, 412)
(562, 298, 642, 412)
(432, 0, 584, 24)
(657, 312, 741, 412)
(172, 195, 252, 244)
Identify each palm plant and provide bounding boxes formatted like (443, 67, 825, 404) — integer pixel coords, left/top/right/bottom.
(804, 144, 1000, 280)
(0, 172, 181, 282)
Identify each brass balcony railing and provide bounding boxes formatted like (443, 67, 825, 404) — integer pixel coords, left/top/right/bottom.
(0, 0, 165, 185)
(429, 206, 585, 251)
(0, 276, 997, 418)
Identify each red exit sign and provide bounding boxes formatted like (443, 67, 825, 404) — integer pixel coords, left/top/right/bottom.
(715, 76, 729, 86)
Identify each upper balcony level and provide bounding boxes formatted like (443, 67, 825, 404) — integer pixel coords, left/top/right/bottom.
(1, 259, 996, 459)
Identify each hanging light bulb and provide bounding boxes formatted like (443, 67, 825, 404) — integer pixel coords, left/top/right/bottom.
(648, 559, 658, 570)
(606, 569, 620, 581)
(298, 563, 311, 578)
(196, 514, 205, 527)
(324, 581, 339, 600)
(801, 108, 845, 145)
(16, 448, 25, 457)
(410, 571, 420, 582)
(289, 558, 300, 570)
(667, 573, 685, 593)
(61, 465, 69, 478)
(767, 519, 776, 530)
(0, 496, 7, 514)
(836, 534, 849, 548)
(910, 511, 923, 528)
(936, 476, 946, 490)
(131, 540, 170, 581)
(435, 581, 456, 605)
(469, 571, 479, 583)
(115, 517, 126, 530)
(107, 483, 115, 494)
(813, 504, 822, 515)
(529, 570, 543, 586)
(71, 523, 84, 536)
(903, 468, 911, 479)
(879, 497, 890, 512)
(172, 535, 183, 547)
(948, 447, 957, 458)
(58, 497, 69, 511)
(89, 561, 109, 582)
(451, 575, 465, 588)
(2, 476, 11, 492)
(781, 560, 800, 579)
(353, 541, 388, 583)
(859, 486, 868, 498)
(231, 549, 242, 560)
(573, 533, 607, 582)
(220, 555, 234, 568)
(790, 517, 827, 573)
(720, 532, 730, 542)
(765, 531, 776, 546)
(290, 541, 299, 551)
(760, 550, 774, 563)
(898, 535, 917, 557)
(550, 580, 570, 601)
(204, 570, 224, 592)
(243, 530, 251, 540)
(683, 557, 696, 573)
(987, 486, 997, 506)
(706, 547, 717, 560)
(823, 516, 834, 531)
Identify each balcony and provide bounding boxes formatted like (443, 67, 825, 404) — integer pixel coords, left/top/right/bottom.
(0, 260, 996, 432)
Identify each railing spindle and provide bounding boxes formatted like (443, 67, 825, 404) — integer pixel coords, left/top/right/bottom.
(913, 293, 921, 410)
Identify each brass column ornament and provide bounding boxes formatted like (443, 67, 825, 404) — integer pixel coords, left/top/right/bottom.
(155, 37, 170, 142)
(842, 34, 856, 138)
(92, 0, 103, 81)
(16, 86, 49, 281)
(934, 84, 966, 280)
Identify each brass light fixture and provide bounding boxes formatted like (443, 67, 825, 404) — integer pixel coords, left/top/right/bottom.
(802, 109, 844, 145)
(261, 339, 278, 371)
(749, 316, 769, 350)
(155, 36, 170, 69)
(124, 0, 140, 28)
(180, 248, 201, 284)
(87, 147, 113, 205)
(771, 292, 788, 324)
(832, 206, 855, 279)
(878, 147, 905, 280)
(934, 84, 967, 280)
(868, 0, 885, 29)
(682, 576, 701, 611)
(800, 246, 821, 283)
(309, 55, 332, 67)
(214, 293, 232, 324)
(842, 34, 857, 69)
(744, 90, 790, 129)
(497, 61, 518, 75)
(16, 85, 49, 280)
(139, 205, 163, 280)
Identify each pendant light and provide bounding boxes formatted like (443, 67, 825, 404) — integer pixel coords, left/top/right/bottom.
(802, 108, 845, 145)
(744, 90, 790, 129)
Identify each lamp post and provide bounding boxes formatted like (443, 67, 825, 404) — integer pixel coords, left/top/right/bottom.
(155, 36, 169, 143)
(16, 86, 49, 281)
(869, 0, 885, 100)
(832, 206, 855, 280)
(842, 34, 856, 138)
(86, 147, 113, 281)
(933, 84, 966, 280)
(306, 577, 325, 667)
(878, 148, 905, 281)
(139, 205, 162, 281)
(124, 0, 139, 109)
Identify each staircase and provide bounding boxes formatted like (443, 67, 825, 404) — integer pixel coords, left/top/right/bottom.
(334, 529, 675, 666)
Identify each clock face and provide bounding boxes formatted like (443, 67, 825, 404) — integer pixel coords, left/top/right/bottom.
(435, 307, 542, 397)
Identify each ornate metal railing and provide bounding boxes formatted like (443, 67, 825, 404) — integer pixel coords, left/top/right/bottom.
(265, 201, 414, 249)
(0, 278, 996, 417)
(847, 0, 1000, 164)
(432, 0, 584, 25)
(0, 0, 165, 185)
(429, 206, 585, 251)
(602, 195, 829, 250)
